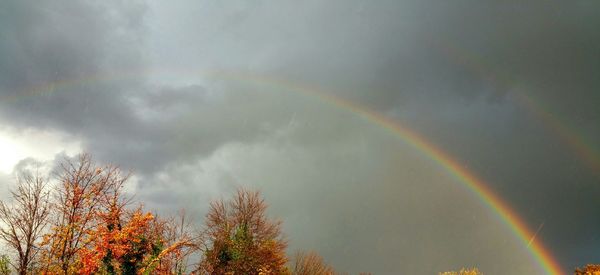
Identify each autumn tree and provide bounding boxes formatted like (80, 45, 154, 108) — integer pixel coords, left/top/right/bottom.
(145, 210, 199, 274)
(78, 207, 157, 274)
(291, 250, 335, 275)
(197, 188, 289, 274)
(73, 166, 158, 274)
(83, 202, 197, 274)
(37, 154, 197, 274)
(0, 170, 51, 275)
(575, 264, 600, 275)
(40, 154, 128, 273)
(440, 267, 482, 275)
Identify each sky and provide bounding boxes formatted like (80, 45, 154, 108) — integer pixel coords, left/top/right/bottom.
(0, 1, 599, 274)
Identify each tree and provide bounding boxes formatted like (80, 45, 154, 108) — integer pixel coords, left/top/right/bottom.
(38, 154, 197, 274)
(0, 171, 51, 275)
(291, 251, 335, 275)
(78, 207, 157, 274)
(40, 154, 128, 274)
(197, 188, 289, 274)
(145, 210, 198, 274)
(440, 268, 482, 275)
(575, 264, 600, 275)
(71, 168, 153, 275)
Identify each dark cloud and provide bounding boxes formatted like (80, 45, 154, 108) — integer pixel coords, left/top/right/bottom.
(0, 0, 148, 166)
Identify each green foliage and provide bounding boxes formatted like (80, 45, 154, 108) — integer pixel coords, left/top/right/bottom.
(140, 239, 167, 275)
(0, 255, 10, 275)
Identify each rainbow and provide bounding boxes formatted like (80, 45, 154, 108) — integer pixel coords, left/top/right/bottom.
(2, 69, 565, 274)
(431, 38, 600, 177)
(213, 71, 565, 274)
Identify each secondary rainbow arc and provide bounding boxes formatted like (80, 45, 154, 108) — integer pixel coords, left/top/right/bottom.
(431, 38, 600, 176)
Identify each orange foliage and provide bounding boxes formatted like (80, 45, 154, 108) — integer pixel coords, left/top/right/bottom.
(146, 210, 198, 274)
(35, 154, 195, 274)
(575, 264, 600, 275)
(78, 209, 155, 274)
(440, 268, 482, 275)
(39, 154, 130, 273)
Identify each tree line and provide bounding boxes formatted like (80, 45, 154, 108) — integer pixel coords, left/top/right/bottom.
(0, 154, 595, 274)
(0, 154, 368, 275)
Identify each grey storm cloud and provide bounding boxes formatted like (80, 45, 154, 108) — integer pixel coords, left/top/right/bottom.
(0, 0, 150, 165)
(0, 0, 599, 273)
(0, 0, 289, 173)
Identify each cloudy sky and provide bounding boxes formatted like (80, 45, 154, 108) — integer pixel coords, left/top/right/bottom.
(1, 1, 599, 274)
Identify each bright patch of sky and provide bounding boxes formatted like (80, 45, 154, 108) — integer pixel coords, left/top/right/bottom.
(0, 127, 81, 173)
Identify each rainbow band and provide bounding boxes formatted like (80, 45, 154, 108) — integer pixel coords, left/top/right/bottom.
(214, 71, 564, 274)
(1, 69, 565, 274)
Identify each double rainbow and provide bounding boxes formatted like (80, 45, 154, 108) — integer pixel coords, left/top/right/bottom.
(1, 68, 565, 274)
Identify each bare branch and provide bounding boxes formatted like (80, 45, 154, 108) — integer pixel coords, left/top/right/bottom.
(0, 170, 50, 275)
